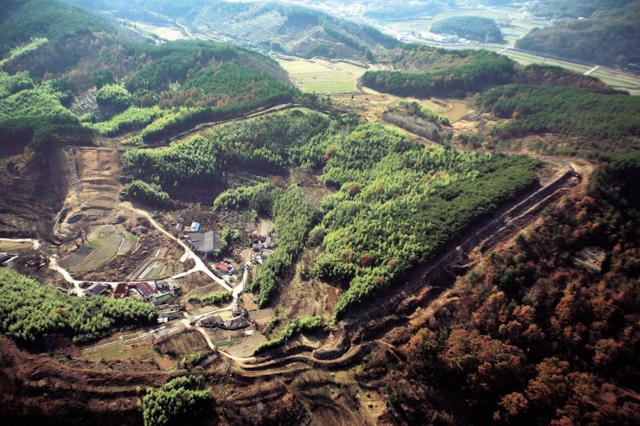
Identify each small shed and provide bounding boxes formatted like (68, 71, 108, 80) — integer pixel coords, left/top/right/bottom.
(154, 292, 174, 305)
(114, 283, 129, 298)
(215, 261, 235, 276)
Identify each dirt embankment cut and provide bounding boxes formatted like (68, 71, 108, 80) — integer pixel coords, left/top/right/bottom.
(0, 151, 63, 239)
(54, 147, 122, 241)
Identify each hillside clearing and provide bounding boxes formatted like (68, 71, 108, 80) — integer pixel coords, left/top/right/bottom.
(276, 56, 368, 93)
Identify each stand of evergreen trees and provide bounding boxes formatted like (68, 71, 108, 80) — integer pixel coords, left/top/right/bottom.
(362, 52, 515, 98)
(0, 269, 157, 345)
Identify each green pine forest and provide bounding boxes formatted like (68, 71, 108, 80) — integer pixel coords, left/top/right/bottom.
(126, 109, 538, 316)
(0, 269, 156, 344)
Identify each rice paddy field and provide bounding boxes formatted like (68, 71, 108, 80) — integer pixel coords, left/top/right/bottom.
(276, 56, 369, 93)
(378, 5, 640, 95)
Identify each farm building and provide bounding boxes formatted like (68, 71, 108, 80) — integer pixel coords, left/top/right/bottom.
(187, 231, 220, 256)
(574, 247, 607, 272)
(113, 283, 130, 298)
(154, 292, 173, 305)
(85, 283, 110, 297)
(136, 282, 155, 301)
(0, 253, 18, 266)
(155, 278, 180, 295)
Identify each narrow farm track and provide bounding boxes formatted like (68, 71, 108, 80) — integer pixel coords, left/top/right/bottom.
(161, 102, 339, 146)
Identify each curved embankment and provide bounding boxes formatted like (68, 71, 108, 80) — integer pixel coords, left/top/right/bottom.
(228, 162, 582, 377)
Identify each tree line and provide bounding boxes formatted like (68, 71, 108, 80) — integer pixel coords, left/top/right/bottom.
(0, 268, 157, 345)
(361, 52, 515, 98)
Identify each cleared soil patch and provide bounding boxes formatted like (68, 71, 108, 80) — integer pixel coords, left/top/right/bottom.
(249, 308, 275, 327)
(256, 218, 273, 237)
(272, 254, 339, 324)
(225, 331, 267, 358)
(0, 152, 62, 238)
(127, 20, 188, 41)
(75, 148, 121, 216)
(332, 90, 471, 125)
(277, 56, 368, 93)
(155, 331, 210, 360)
(56, 147, 122, 240)
(78, 331, 175, 371)
(177, 272, 227, 306)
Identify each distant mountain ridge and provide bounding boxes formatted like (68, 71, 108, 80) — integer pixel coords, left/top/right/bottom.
(65, 0, 400, 62)
(517, 0, 640, 71)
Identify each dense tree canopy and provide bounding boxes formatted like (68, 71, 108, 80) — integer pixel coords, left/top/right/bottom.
(314, 125, 538, 318)
(431, 16, 505, 43)
(384, 156, 640, 424)
(142, 376, 212, 426)
(123, 109, 334, 186)
(0, 0, 111, 56)
(251, 186, 318, 306)
(135, 110, 538, 318)
(121, 179, 171, 208)
(0, 71, 85, 148)
(517, 2, 640, 71)
(478, 84, 640, 151)
(362, 52, 515, 98)
(0, 269, 156, 344)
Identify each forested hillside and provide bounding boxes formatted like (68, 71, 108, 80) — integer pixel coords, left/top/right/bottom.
(2, 0, 640, 424)
(0, 269, 156, 344)
(129, 110, 537, 316)
(478, 84, 640, 153)
(0, 0, 111, 56)
(431, 16, 504, 43)
(375, 154, 640, 425)
(66, 0, 400, 62)
(362, 51, 516, 98)
(0, 0, 299, 149)
(0, 70, 86, 148)
(517, 1, 640, 71)
(123, 109, 331, 187)
(362, 42, 626, 99)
